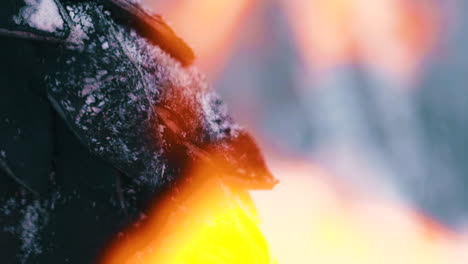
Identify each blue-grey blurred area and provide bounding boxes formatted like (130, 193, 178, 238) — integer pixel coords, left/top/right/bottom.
(144, 0, 468, 228)
(210, 0, 468, 228)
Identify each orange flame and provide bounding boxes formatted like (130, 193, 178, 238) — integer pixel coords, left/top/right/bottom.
(103, 2, 464, 263)
(101, 155, 274, 264)
(102, 153, 468, 264)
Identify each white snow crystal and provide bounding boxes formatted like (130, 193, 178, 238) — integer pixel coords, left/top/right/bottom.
(101, 42, 109, 50)
(65, 4, 95, 49)
(128, 93, 137, 101)
(85, 95, 95, 104)
(200, 92, 240, 140)
(14, 0, 64, 33)
(20, 201, 48, 262)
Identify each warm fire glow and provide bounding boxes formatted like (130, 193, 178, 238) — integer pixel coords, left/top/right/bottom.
(282, 0, 439, 79)
(144, 0, 256, 76)
(102, 155, 468, 264)
(252, 158, 468, 264)
(102, 158, 273, 264)
(102, 1, 464, 263)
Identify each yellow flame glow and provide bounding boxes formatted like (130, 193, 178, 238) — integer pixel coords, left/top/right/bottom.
(103, 155, 468, 264)
(105, 2, 465, 263)
(102, 164, 273, 264)
(252, 159, 468, 264)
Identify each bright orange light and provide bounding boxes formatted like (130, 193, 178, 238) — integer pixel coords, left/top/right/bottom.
(252, 158, 468, 264)
(102, 153, 468, 264)
(282, 0, 439, 79)
(101, 159, 273, 264)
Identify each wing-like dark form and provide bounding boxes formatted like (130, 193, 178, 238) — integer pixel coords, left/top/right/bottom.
(0, 1, 276, 262)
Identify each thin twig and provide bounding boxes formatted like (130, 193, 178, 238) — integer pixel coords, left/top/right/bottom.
(0, 28, 64, 44)
(116, 171, 126, 210)
(0, 157, 38, 195)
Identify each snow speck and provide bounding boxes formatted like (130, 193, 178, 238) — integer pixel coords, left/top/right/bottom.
(200, 92, 240, 140)
(128, 93, 138, 101)
(65, 4, 95, 49)
(14, 0, 64, 33)
(85, 95, 95, 105)
(102, 42, 109, 50)
(20, 201, 48, 263)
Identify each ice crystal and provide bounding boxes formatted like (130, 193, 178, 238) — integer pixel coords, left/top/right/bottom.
(14, 0, 64, 33)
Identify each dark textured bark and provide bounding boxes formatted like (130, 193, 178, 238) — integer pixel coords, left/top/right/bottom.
(0, 1, 276, 263)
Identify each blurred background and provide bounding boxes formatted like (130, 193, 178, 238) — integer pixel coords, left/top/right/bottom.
(141, 0, 468, 262)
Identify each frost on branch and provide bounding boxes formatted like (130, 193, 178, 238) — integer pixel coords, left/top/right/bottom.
(13, 0, 64, 33)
